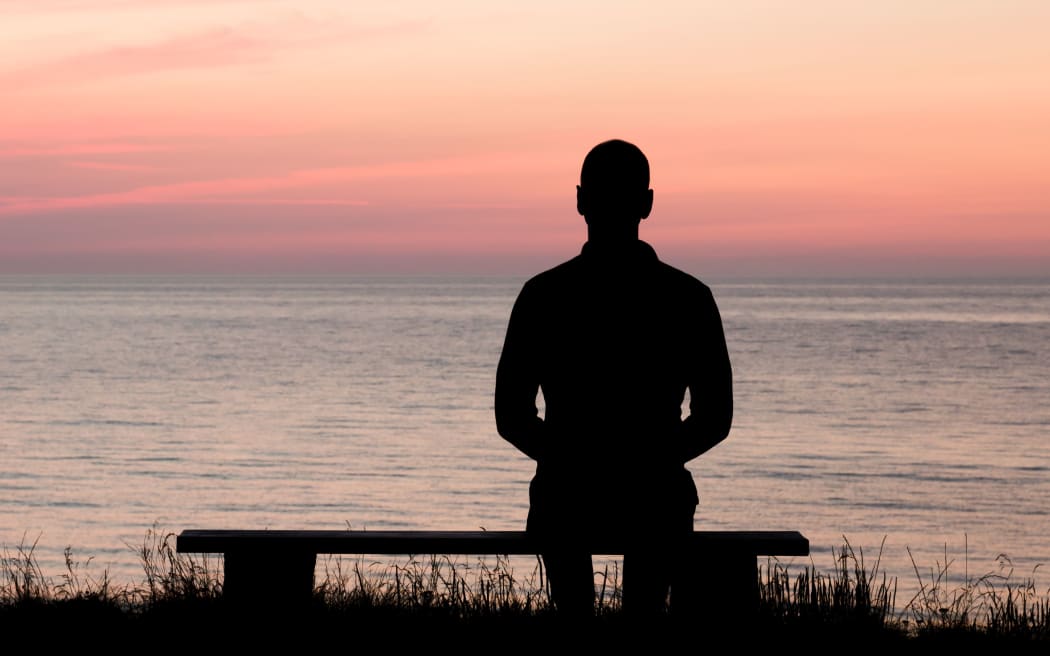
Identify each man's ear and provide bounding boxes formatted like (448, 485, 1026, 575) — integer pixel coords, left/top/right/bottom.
(640, 189, 653, 220)
(576, 185, 586, 217)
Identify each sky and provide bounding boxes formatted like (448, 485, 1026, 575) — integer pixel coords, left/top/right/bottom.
(2, 1, 1048, 278)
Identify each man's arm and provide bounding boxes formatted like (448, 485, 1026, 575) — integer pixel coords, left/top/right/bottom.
(494, 284, 547, 461)
(679, 288, 734, 463)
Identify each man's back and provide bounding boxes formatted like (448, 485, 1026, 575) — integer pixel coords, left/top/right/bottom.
(499, 240, 723, 462)
(493, 139, 733, 614)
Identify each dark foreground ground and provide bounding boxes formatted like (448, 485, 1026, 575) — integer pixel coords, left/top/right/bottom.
(4, 597, 1048, 655)
(3, 532, 1047, 653)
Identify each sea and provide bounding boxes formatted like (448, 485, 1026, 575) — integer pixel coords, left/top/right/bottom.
(1, 273, 1048, 611)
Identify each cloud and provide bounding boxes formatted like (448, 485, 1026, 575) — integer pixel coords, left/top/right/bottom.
(0, 151, 543, 217)
(0, 142, 177, 157)
(0, 163, 420, 216)
(0, 0, 282, 14)
(3, 28, 268, 90)
(66, 160, 164, 172)
(3, 13, 430, 90)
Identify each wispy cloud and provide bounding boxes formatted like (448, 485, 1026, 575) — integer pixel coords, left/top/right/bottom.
(66, 160, 163, 172)
(0, 154, 527, 216)
(3, 14, 430, 90)
(0, 164, 400, 216)
(0, 172, 325, 215)
(0, 142, 177, 157)
(3, 28, 268, 89)
(0, 0, 283, 14)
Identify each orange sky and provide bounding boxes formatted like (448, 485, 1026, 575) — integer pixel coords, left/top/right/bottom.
(2, 1, 1048, 277)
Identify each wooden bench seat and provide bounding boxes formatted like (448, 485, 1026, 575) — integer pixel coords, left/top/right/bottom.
(176, 528, 809, 615)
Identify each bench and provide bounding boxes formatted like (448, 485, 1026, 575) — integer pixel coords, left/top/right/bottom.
(176, 529, 809, 617)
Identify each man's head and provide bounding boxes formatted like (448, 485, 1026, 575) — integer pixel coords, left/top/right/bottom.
(577, 139, 653, 240)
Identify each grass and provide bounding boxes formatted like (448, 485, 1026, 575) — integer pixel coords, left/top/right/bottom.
(2, 527, 1048, 651)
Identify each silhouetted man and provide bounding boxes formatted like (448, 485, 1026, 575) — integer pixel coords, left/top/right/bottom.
(494, 139, 733, 619)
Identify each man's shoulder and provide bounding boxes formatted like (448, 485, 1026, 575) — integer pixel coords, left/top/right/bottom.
(652, 258, 715, 298)
(507, 257, 583, 314)
(520, 255, 584, 289)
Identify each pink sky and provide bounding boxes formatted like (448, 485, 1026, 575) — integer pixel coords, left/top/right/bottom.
(2, 1, 1048, 277)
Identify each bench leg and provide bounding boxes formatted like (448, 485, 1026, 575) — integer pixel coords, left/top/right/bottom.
(687, 551, 758, 625)
(223, 550, 316, 610)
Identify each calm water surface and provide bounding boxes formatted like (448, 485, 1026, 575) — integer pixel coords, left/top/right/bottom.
(1, 275, 1048, 608)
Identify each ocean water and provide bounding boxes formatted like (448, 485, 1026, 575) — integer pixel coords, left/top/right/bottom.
(1, 274, 1048, 608)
